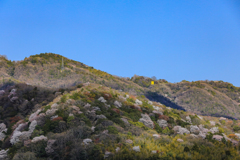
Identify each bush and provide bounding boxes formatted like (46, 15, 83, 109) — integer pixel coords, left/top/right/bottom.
(154, 121, 162, 133)
(112, 118, 125, 128)
(60, 94, 67, 103)
(107, 126, 118, 134)
(233, 125, 240, 132)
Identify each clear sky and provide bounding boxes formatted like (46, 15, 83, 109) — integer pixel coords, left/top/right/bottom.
(1, 0, 240, 86)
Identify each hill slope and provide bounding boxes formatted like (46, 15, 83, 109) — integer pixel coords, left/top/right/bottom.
(1, 53, 240, 119)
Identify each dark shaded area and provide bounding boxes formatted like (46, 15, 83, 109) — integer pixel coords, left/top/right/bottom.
(145, 91, 186, 111)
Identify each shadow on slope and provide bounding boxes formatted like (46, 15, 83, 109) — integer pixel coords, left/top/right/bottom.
(145, 91, 186, 111)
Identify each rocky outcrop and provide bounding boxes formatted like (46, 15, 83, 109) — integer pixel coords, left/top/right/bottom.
(45, 139, 56, 154)
(114, 101, 122, 108)
(116, 147, 120, 152)
(153, 110, 163, 115)
(190, 125, 200, 134)
(0, 123, 7, 141)
(210, 121, 216, 126)
(31, 135, 48, 143)
(173, 126, 190, 135)
(139, 114, 154, 129)
(157, 119, 168, 128)
(135, 99, 142, 105)
(133, 146, 140, 152)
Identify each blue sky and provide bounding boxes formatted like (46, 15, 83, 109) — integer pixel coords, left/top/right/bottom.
(1, 0, 240, 86)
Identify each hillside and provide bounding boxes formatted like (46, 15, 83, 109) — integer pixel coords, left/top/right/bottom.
(1, 53, 240, 120)
(0, 82, 240, 159)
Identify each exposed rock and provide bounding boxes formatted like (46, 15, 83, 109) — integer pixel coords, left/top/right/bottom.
(31, 135, 48, 143)
(157, 119, 168, 128)
(72, 105, 82, 114)
(186, 116, 191, 123)
(126, 139, 133, 144)
(173, 126, 190, 135)
(118, 95, 126, 101)
(35, 113, 46, 126)
(148, 101, 153, 105)
(102, 130, 109, 134)
(135, 99, 142, 105)
(10, 96, 18, 102)
(212, 135, 223, 141)
(153, 106, 162, 111)
(104, 151, 113, 159)
(114, 101, 122, 108)
(126, 95, 129, 98)
(0, 132, 6, 141)
(210, 121, 216, 126)
(177, 139, 184, 142)
(69, 113, 74, 117)
(0, 149, 8, 159)
(0, 123, 6, 133)
(83, 138, 92, 145)
(96, 115, 107, 119)
(121, 118, 129, 125)
(83, 82, 90, 86)
(116, 147, 120, 152)
(198, 125, 209, 134)
(133, 146, 140, 152)
(190, 125, 200, 134)
(91, 126, 95, 132)
(210, 127, 219, 134)
(133, 104, 141, 110)
(139, 114, 154, 129)
(45, 139, 56, 154)
(152, 134, 161, 139)
(98, 97, 107, 103)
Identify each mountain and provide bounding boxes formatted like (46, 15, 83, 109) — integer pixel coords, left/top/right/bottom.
(1, 53, 240, 120)
(0, 81, 240, 159)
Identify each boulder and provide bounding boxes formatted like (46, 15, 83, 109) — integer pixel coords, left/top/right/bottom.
(51, 103, 58, 109)
(0, 123, 6, 133)
(98, 97, 107, 103)
(29, 109, 42, 122)
(133, 146, 140, 152)
(219, 117, 227, 121)
(126, 139, 133, 144)
(46, 108, 58, 117)
(139, 114, 154, 129)
(45, 139, 56, 154)
(157, 119, 168, 128)
(84, 103, 91, 109)
(212, 135, 223, 141)
(235, 133, 240, 139)
(153, 134, 161, 139)
(177, 139, 184, 142)
(186, 116, 191, 123)
(190, 134, 198, 138)
(92, 107, 101, 111)
(173, 126, 190, 135)
(31, 135, 48, 143)
(118, 95, 126, 101)
(114, 101, 122, 108)
(135, 99, 142, 105)
(91, 126, 95, 132)
(190, 125, 200, 134)
(83, 138, 92, 145)
(153, 106, 162, 111)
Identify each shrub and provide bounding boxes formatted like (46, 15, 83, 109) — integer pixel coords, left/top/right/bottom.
(112, 118, 125, 128)
(52, 117, 63, 121)
(107, 126, 118, 134)
(60, 94, 67, 103)
(162, 127, 170, 134)
(154, 122, 162, 133)
(67, 116, 75, 123)
(233, 125, 240, 132)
